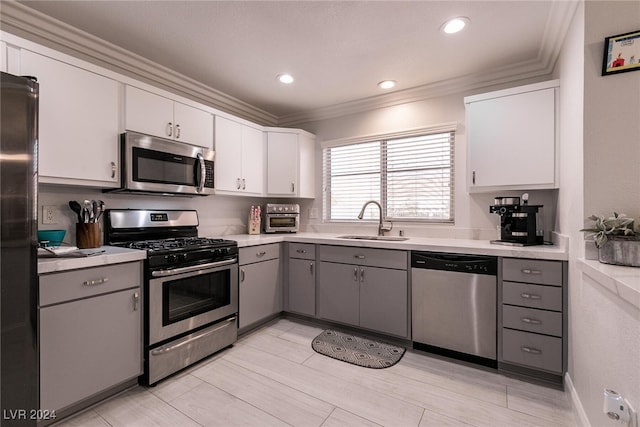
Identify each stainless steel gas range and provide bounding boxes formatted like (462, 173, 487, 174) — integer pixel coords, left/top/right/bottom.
(105, 209, 238, 386)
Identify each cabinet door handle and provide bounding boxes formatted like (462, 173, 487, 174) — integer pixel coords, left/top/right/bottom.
(354, 255, 365, 260)
(133, 291, 140, 311)
(360, 267, 365, 282)
(310, 262, 314, 275)
(353, 267, 358, 281)
(520, 292, 542, 300)
(240, 268, 245, 283)
(256, 251, 266, 257)
(83, 277, 108, 286)
(242, 178, 246, 190)
(291, 183, 295, 193)
(236, 178, 241, 190)
(521, 317, 542, 325)
(167, 122, 173, 137)
(110, 161, 117, 179)
(521, 269, 542, 275)
(521, 346, 542, 355)
(175, 124, 181, 139)
(472, 170, 476, 185)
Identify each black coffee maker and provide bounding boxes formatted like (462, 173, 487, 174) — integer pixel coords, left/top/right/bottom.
(490, 193, 544, 246)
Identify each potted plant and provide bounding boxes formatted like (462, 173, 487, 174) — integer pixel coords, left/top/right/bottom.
(581, 212, 639, 267)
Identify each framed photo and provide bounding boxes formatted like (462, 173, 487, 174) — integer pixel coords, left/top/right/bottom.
(602, 30, 640, 76)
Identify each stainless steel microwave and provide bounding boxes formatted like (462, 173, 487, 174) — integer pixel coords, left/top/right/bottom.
(112, 132, 215, 196)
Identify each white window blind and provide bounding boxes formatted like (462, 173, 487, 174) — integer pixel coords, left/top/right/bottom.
(323, 131, 454, 222)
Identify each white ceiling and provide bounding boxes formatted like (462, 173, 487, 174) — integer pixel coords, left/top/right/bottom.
(16, 1, 574, 123)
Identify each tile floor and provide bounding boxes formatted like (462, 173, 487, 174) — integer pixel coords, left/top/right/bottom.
(56, 318, 577, 427)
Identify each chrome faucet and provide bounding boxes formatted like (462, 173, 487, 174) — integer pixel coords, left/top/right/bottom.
(357, 200, 392, 236)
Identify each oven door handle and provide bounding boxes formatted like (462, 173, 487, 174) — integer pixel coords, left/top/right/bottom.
(151, 258, 238, 277)
(150, 316, 237, 355)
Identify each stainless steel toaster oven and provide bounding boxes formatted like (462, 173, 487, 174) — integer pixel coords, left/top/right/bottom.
(263, 203, 299, 233)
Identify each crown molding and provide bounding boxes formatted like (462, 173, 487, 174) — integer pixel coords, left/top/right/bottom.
(1, 0, 577, 128)
(278, 0, 579, 127)
(0, 1, 278, 126)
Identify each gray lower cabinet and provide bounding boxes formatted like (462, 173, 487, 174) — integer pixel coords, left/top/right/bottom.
(499, 257, 567, 381)
(287, 242, 316, 316)
(39, 261, 143, 413)
(239, 243, 282, 330)
(317, 246, 409, 338)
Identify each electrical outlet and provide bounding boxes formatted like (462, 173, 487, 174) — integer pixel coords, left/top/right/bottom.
(42, 205, 58, 224)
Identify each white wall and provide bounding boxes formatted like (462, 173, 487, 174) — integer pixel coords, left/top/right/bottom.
(297, 84, 559, 240)
(556, 1, 640, 426)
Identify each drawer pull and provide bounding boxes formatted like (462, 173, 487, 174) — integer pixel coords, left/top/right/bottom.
(521, 346, 542, 355)
(354, 255, 365, 260)
(83, 277, 108, 286)
(520, 292, 542, 300)
(256, 251, 266, 257)
(521, 269, 542, 275)
(521, 317, 542, 325)
(296, 249, 307, 254)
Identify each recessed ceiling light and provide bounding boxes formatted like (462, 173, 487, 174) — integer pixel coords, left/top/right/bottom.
(378, 80, 396, 89)
(442, 17, 469, 34)
(277, 73, 294, 84)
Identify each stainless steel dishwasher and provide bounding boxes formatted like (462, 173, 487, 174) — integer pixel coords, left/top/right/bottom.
(411, 251, 498, 367)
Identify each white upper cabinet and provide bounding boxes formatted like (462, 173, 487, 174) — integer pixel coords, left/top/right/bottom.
(20, 50, 120, 187)
(266, 128, 315, 198)
(214, 116, 264, 196)
(465, 80, 559, 192)
(125, 85, 213, 150)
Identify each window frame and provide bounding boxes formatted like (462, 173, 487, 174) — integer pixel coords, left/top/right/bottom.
(322, 123, 457, 224)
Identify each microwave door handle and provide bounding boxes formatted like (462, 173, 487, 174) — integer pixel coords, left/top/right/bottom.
(195, 153, 206, 193)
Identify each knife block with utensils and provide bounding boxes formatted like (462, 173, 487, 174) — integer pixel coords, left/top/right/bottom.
(76, 222, 101, 249)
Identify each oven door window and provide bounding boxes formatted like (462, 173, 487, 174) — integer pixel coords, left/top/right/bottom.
(162, 269, 231, 326)
(269, 216, 297, 228)
(133, 146, 197, 186)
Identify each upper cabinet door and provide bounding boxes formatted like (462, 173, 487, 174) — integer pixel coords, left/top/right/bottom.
(125, 85, 174, 139)
(214, 116, 243, 192)
(241, 125, 264, 195)
(267, 131, 298, 196)
(173, 101, 213, 150)
(20, 50, 120, 186)
(465, 81, 558, 192)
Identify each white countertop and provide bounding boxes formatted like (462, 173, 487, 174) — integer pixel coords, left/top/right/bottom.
(225, 232, 569, 261)
(38, 245, 146, 275)
(577, 259, 640, 310)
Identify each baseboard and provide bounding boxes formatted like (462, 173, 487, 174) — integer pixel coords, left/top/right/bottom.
(565, 372, 591, 427)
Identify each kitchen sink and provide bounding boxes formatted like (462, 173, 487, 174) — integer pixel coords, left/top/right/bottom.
(338, 235, 409, 241)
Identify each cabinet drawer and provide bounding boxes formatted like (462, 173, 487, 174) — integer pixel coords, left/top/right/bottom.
(319, 245, 407, 270)
(503, 281, 562, 311)
(240, 243, 280, 265)
(289, 243, 315, 260)
(503, 258, 563, 286)
(39, 262, 142, 306)
(502, 305, 562, 337)
(502, 328, 562, 373)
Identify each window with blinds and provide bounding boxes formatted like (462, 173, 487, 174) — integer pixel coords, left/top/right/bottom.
(323, 131, 454, 223)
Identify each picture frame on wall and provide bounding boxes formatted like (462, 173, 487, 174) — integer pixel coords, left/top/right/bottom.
(602, 30, 640, 76)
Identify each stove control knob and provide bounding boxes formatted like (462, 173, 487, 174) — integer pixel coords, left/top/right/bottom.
(212, 249, 221, 257)
(180, 253, 188, 262)
(166, 254, 178, 263)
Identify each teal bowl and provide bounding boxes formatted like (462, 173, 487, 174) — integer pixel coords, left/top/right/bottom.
(38, 229, 66, 247)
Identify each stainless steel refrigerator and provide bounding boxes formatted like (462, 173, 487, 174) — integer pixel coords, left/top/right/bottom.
(1, 71, 39, 425)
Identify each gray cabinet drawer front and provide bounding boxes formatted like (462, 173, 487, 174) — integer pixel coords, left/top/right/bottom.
(503, 281, 562, 311)
(240, 243, 280, 265)
(502, 328, 562, 373)
(319, 245, 407, 270)
(40, 262, 142, 306)
(289, 243, 315, 260)
(503, 305, 562, 336)
(503, 258, 563, 286)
